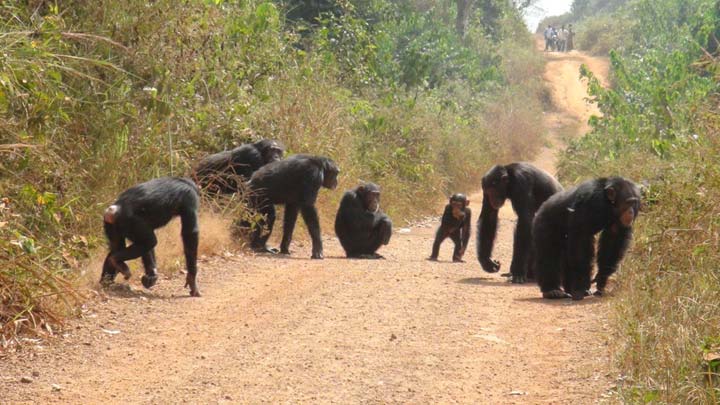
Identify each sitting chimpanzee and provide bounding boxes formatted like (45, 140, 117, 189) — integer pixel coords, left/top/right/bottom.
(334, 183, 392, 259)
(101, 177, 201, 297)
(533, 176, 641, 300)
(429, 193, 471, 262)
(477, 162, 563, 283)
(194, 139, 284, 194)
(247, 154, 339, 259)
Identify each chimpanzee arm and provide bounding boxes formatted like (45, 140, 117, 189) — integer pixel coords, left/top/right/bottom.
(509, 205, 532, 284)
(595, 226, 632, 294)
(300, 205, 324, 259)
(566, 213, 596, 300)
(460, 207, 472, 252)
(180, 208, 200, 297)
(477, 196, 500, 272)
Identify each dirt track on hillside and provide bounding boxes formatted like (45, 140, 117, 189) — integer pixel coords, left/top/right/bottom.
(0, 42, 614, 404)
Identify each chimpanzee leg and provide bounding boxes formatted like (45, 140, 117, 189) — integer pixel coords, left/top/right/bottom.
(110, 218, 157, 270)
(364, 217, 392, 256)
(251, 200, 277, 253)
(180, 209, 201, 297)
(566, 232, 595, 301)
(536, 232, 570, 299)
(594, 227, 632, 296)
(509, 215, 532, 283)
(140, 249, 159, 289)
(280, 204, 299, 254)
(101, 221, 131, 283)
(429, 229, 448, 260)
(300, 205, 323, 259)
(450, 231, 464, 262)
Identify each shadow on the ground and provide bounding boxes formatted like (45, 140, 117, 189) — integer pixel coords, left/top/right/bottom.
(102, 283, 193, 300)
(457, 277, 537, 287)
(513, 295, 604, 306)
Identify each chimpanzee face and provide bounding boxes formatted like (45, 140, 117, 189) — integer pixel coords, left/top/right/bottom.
(322, 159, 340, 190)
(482, 165, 509, 210)
(449, 193, 469, 219)
(605, 179, 641, 228)
(263, 142, 285, 164)
(358, 183, 381, 212)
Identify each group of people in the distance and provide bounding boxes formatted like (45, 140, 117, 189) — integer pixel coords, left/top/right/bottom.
(544, 24, 575, 53)
(100, 139, 640, 302)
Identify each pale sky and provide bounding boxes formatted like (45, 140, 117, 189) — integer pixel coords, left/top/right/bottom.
(521, 0, 573, 32)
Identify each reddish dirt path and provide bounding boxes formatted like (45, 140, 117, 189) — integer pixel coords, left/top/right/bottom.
(0, 43, 613, 404)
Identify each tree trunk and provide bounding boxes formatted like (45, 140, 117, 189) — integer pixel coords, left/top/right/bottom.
(455, 0, 473, 38)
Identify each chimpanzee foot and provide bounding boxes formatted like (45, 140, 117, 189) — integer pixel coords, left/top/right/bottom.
(593, 289, 604, 297)
(254, 246, 279, 254)
(311, 252, 324, 260)
(141, 273, 158, 289)
(427, 256, 438, 261)
(185, 274, 201, 297)
(108, 257, 131, 280)
(542, 289, 571, 299)
(510, 274, 526, 284)
(358, 253, 384, 260)
(452, 258, 465, 263)
(571, 290, 590, 301)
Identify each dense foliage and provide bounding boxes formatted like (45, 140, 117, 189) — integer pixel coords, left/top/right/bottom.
(0, 1, 545, 339)
(555, 0, 720, 402)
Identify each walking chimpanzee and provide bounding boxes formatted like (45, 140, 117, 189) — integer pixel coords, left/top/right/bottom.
(334, 183, 392, 259)
(477, 163, 563, 283)
(429, 193, 471, 262)
(533, 177, 641, 300)
(101, 177, 201, 297)
(247, 154, 339, 259)
(194, 139, 284, 194)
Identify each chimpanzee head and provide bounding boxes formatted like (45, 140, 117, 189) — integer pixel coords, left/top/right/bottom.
(482, 165, 509, 210)
(321, 158, 340, 190)
(254, 139, 285, 164)
(356, 183, 381, 213)
(449, 193, 469, 219)
(605, 177, 641, 228)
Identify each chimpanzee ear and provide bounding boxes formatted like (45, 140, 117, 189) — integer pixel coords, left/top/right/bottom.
(604, 186, 616, 203)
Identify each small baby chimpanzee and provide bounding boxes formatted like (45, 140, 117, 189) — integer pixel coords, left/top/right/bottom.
(428, 193, 471, 262)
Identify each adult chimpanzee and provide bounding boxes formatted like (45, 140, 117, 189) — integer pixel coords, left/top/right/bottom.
(477, 163, 563, 283)
(101, 177, 201, 297)
(194, 139, 284, 193)
(429, 193, 471, 262)
(533, 177, 640, 300)
(247, 154, 339, 259)
(334, 183, 392, 259)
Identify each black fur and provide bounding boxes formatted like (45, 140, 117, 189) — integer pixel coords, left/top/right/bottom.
(101, 177, 201, 297)
(334, 183, 392, 259)
(533, 177, 640, 300)
(477, 162, 563, 283)
(430, 193, 471, 262)
(247, 154, 339, 259)
(194, 139, 284, 193)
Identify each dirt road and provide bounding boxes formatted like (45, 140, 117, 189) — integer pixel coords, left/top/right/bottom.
(0, 45, 612, 404)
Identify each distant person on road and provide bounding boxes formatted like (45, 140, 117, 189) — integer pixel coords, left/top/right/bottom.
(566, 24, 575, 52)
(544, 25, 553, 51)
(558, 25, 568, 52)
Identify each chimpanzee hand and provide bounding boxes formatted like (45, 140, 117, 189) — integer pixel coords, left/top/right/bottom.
(185, 273, 201, 297)
(311, 250, 324, 260)
(542, 289, 571, 299)
(480, 258, 501, 273)
(510, 274, 526, 284)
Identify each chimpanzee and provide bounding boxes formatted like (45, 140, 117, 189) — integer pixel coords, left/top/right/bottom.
(429, 193, 471, 262)
(194, 139, 284, 194)
(101, 177, 201, 297)
(334, 183, 393, 259)
(477, 162, 563, 283)
(247, 154, 339, 259)
(533, 176, 641, 300)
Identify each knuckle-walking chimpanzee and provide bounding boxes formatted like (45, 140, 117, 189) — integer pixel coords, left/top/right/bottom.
(533, 176, 641, 301)
(334, 182, 392, 259)
(101, 177, 201, 297)
(247, 154, 339, 259)
(194, 139, 284, 194)
(477, 162, 563, 283)
(429, 193, 471, 262)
